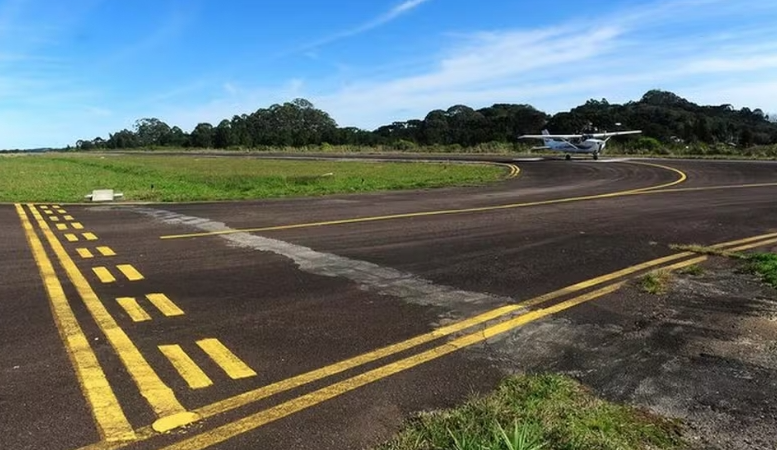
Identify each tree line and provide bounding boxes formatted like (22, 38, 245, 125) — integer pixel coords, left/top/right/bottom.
(73, 90, 777, 151)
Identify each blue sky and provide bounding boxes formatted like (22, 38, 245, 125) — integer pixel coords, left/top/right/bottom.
(2, 0, 777, 149)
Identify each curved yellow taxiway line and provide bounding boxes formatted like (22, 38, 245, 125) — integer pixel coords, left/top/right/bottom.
(159, 160, 685, 240)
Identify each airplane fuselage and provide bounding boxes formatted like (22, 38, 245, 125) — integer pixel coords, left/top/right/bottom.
(544, 138, 606, 154)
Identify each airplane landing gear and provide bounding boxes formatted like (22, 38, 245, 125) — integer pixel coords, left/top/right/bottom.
(593, 152, 599, 160)
(565, 154, 571, 161)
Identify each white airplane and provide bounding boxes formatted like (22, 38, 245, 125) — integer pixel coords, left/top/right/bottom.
(518, 129, 642, 160)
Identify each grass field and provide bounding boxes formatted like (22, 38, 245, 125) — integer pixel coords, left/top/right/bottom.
(375, 374, 687, 450)
(0, 154, 506, 202)
(114, 143, 777, 160)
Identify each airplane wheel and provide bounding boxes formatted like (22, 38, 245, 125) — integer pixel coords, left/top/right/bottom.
(593, 153, 599, 160)
(565, 154, 571, 161)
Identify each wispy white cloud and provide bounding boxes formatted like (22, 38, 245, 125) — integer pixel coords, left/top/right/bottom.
(300, 0, 777, 129)
(5, 0, 777, 149)
(298, 0, 432, 51)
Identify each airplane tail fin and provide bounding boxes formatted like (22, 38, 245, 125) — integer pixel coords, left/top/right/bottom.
(541, 129, 552, 146)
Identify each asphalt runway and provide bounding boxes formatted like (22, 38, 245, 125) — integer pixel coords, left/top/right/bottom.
(2, 157, 777, 450)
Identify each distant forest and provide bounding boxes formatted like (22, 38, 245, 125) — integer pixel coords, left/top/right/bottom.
(71, 90, 777, 152)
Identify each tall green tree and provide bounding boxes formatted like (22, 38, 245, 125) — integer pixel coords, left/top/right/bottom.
(190, 123, 214, 148)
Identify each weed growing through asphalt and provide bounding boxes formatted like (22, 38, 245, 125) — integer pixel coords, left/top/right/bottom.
(677, 264, 704, 276)
(639, 269, 673, 295)
(669, 244, 744, 259)
(745, 253, 777, 288)
(374, 374, 688, 450)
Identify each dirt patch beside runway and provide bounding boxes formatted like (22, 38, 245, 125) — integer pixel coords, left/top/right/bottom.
(481, 251, 777, 450)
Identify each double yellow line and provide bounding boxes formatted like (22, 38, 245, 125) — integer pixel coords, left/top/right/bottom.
(77, 231, 777, 450)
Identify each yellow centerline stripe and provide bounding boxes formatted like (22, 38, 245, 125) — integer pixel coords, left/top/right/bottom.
(197, 339, 256, 380)
(14, 204, 136, 441)
(116, 298, 152, 322)
(159, 345, 213, 389)
(25, 205, 194, 433)
(117, 264, 144, 281)
(163, 282, 628, 450)
(75, 231, 777, 450)
(160, 161, 685, 240)
(146, 293, 184, 317)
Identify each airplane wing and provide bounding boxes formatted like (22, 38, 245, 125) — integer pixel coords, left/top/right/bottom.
(518, 134, 581, 139)
(589, 130, 642, 138)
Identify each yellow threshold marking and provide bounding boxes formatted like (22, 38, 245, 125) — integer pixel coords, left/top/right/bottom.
(163, 283, 628, 450)
(15, 204, 135, 441)
(77, 248, 94, 259)
(197, 339, 256, 379)
(40, 205, 49, 210)
(83, 232, 98, 241)
(26, 205, 193, 432)
(64, 215, 74, 221)
(146, 293, 184, 317)
(117, 264, 144, 281)
(78, 247, 116, 259)
(72, 222, 85, 230)
(75, 231, 777, 450)
(65, 233, 78, 242)
(159, 345, 213, 389)
(56, 209, 66, 214)
(56, 223, 68, 230)
(160, 161, 686, 240)
(50, 216, 60, 222)
(117, 298, 152, 322)
(98, 246, 117, 257)
(45, 209, 53, 215)
(92, 267, 116, 283)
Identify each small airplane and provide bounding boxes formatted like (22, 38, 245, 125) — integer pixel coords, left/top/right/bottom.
(518, 128, 642, 160)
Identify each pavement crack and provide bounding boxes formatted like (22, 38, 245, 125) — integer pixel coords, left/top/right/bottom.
(133, 207, 518, 318)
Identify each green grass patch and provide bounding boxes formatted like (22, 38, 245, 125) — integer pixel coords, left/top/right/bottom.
(639, 269, 673, 295)
(0, 154, 505, 202)
(677, 264, 705, 276)
(745, 253, 777, 288)
(375, 374, 687, 450)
